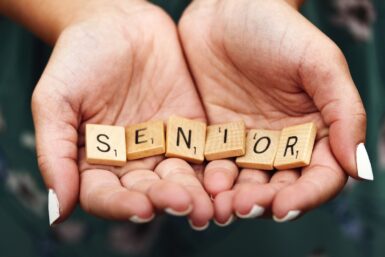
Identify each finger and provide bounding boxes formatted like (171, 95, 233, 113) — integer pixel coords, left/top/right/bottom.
(192, 163, 205, 184)
(213, 190, 236, 227)
(301, 40, 371, 180)
(121, 169, 161, 193)
(154, 158, 213, 230)
(79, 148, 163, 179)
(203, 160, 239, 196)
(80, 169, 154, 222)
(272, 138, 348, 222)
(32, 84, 79, 225)
(233, 169, 299, 219)
(148, 160, 193, 215)
(232, 169, 270, 219)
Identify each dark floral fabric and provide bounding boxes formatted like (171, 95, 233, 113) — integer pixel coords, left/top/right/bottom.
(0, 0, 384, 256)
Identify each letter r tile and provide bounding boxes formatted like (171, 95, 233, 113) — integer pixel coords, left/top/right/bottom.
(165, 116, 206, 164)
(274, 122, 317, 170)
(86, 124, 127, 166)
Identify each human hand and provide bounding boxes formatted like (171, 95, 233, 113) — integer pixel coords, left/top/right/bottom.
(179, 0, 371, 224)
(31, 0, 213, 228)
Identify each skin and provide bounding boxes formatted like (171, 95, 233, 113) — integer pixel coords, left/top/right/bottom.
(27, 0, 213, 227)
(1, 0, 367, 226)
(179, 0, 366, 223)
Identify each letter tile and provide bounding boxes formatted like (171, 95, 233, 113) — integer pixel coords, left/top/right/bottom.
(126, 120, 165, 160)
(205, 121, 246, 161)
(274, 122, 317, 170)
(165, 116, 206, 164)
(236, 129, 280, 170)
(86, 124, 126, 166)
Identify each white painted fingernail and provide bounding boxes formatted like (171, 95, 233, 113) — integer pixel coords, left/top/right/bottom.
(235, 204, 265, 219)
(214, 215, 235, 227)
(48, 189, 60, 226)
(188, 219, 210, 231)
(273, 210, 301, 222)
(357, 143, 374, 181)
(129, 214, 155, 224)
(165, 205, 193, 216)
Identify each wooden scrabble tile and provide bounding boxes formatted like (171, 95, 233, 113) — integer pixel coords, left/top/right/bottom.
(274, 122, 317, 170)
(236, 129, 280, 170)
(204, 121, 246, 161)
(126, 120, 165, 160)
(86, 124, 127, 166)
(165, 116, 206, 164)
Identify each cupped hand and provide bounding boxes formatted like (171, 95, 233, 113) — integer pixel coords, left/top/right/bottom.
(32, 0, 212, 228)
(179, 0, 368, 224)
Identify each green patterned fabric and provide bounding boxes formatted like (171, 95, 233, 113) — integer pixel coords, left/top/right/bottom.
(0, 0, 384, 256)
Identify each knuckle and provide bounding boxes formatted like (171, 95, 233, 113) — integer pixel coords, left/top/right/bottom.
(354, 109, 367, 127)
(36, 153, 51, 175)
(326, 42, 346, 63)
(300, 39, 348, 82)
(350, 100, 367, 125)
(31, 87, 44, 112)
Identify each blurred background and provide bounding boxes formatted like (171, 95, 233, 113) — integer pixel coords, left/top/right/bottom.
(0, 0, 384, 256)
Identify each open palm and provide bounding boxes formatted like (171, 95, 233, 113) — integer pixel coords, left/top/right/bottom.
(32, 1, 212, 228)
(179, 0, 367, 223)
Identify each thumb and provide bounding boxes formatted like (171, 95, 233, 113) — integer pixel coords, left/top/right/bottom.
(32, 78, 80, 225)
(301, 42, 373, 181)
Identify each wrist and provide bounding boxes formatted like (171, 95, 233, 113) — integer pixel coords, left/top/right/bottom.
(285, 0, 305, 10)
(0, 0, 147, 44)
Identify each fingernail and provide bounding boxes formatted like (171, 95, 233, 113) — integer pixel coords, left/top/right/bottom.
(48, 189, 60, 226)
(235, 204, 265, 219)
(188, 219, 210, 231)
(129, 214, 155, 224)
(356, 143, 374, 181)
(273, 210, 301, 222)
(214, 214, 235, 227)
(165, 205, 193, 216)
